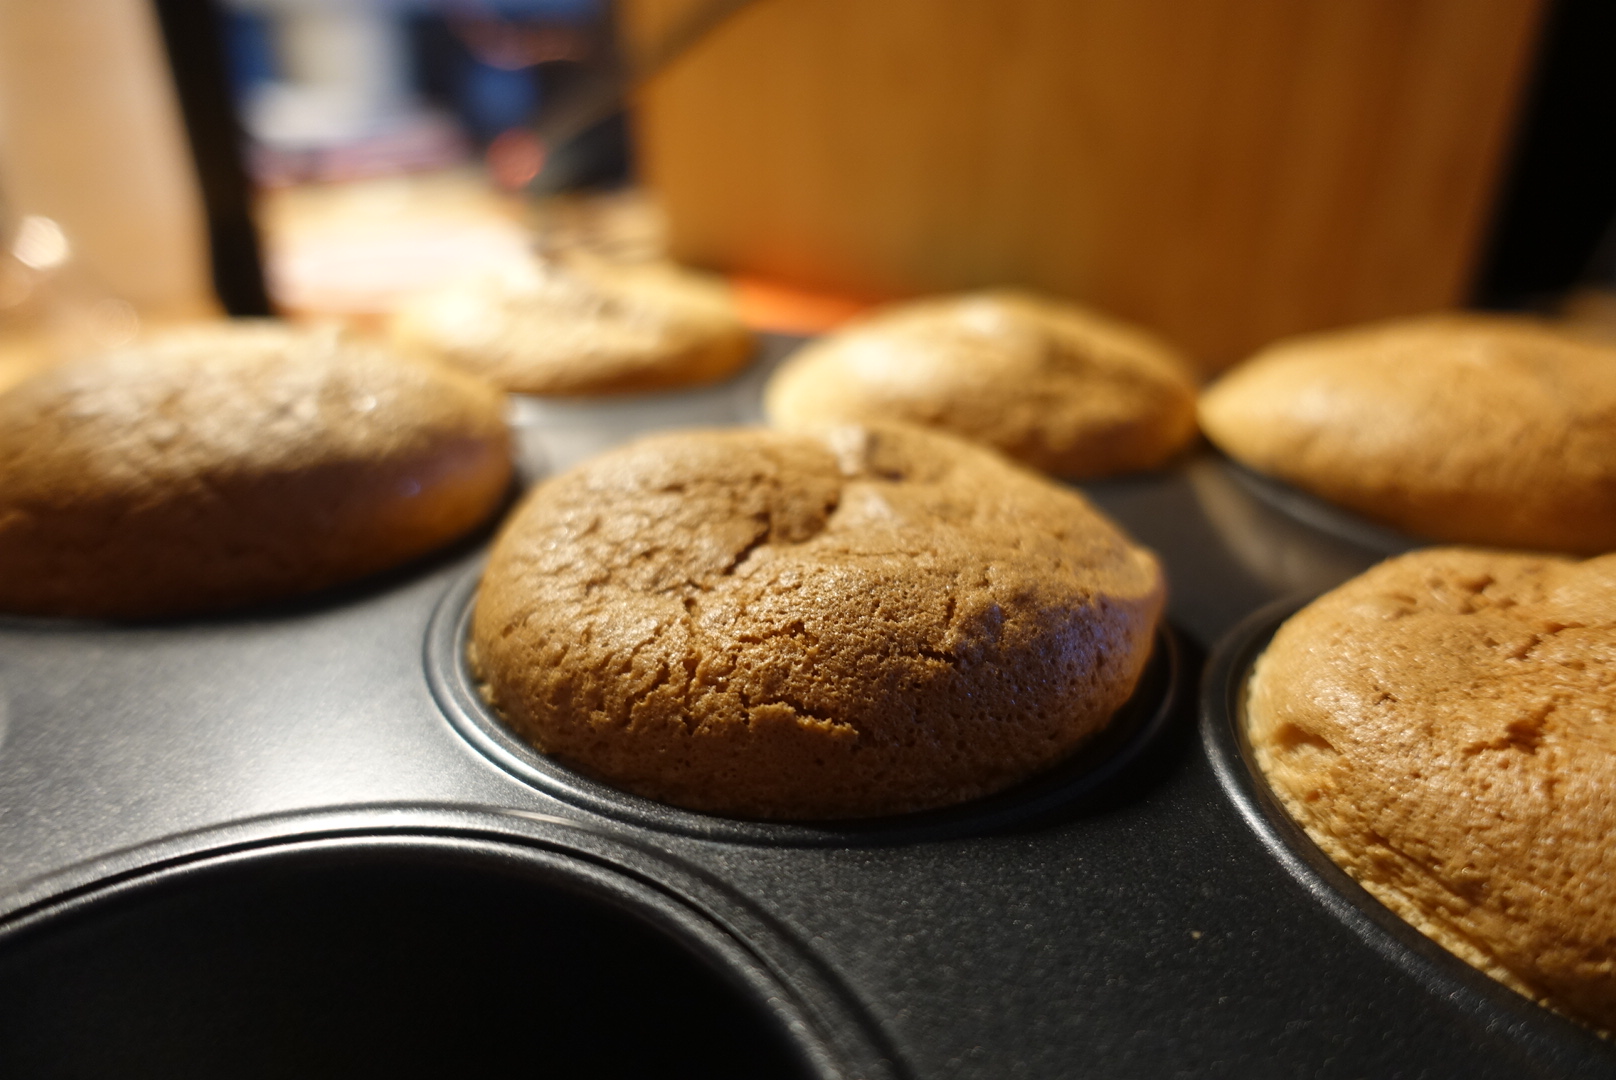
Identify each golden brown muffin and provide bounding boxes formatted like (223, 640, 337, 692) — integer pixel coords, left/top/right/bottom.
(1199, 314, 1616, 553)
(472, 423, 1165, 818)
(0, 321, 513, 618)
(390, 258, 755, 396)
(764, 290, 1199, 478)
(1247, 548, 1616, 1032)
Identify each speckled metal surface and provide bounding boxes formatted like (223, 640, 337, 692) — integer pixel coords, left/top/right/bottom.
(0, 335, 1609, 1078)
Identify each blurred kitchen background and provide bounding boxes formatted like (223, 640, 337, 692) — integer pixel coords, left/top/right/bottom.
(0, 0, 1612, 386)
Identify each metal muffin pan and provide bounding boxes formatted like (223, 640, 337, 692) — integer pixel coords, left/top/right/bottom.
(1218, 461, 1424, 558)
(0, 336, 1610, 1078)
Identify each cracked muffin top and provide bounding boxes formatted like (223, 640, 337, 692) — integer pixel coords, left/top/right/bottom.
(1247, 548, 1616, 1032)
(764, 290, 1199, 479)
(391, 258, 755, 396)
(0, 321, 512, 618)
(470, 423, 1165, 818)
(1199, 314, 1616, 553)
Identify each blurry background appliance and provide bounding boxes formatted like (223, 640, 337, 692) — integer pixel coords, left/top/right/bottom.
(215, 0, 634, 323)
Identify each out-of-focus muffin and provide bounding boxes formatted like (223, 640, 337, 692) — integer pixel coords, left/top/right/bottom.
(1200, 314, 1616, 553)
(391, 258, 755, 396)
(0, 321, 512, 618)
(765, 290, 1198, 479)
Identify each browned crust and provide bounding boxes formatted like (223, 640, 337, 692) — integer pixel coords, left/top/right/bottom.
(472, 423, 1165, 818)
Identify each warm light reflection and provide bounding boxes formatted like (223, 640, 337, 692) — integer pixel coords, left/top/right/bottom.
(11, 215, 70, 270)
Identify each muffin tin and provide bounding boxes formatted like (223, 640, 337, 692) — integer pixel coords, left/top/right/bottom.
(1, 335, 1611, 1078)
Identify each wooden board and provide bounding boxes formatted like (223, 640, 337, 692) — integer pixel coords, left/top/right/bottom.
(622, 0, 1545, 369)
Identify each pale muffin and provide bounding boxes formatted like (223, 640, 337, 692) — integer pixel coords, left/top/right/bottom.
(1248, 547, 1616, 1031)
(392, 259, 755, 396)
(1200, 314, 1616, 553)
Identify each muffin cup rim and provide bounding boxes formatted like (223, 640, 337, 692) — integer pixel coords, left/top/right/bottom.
(1218, 456, 1425, 557)
(0, 804, 901, 1080)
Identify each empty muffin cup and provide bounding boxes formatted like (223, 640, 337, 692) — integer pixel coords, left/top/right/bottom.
(0, 828, 876, 1080)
